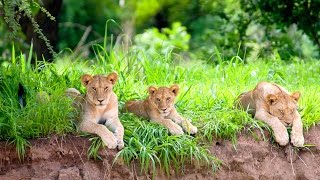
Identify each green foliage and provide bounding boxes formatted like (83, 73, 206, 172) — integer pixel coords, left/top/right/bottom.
(190, 14, 243, 62)
(115, 114, 220, 176)
(133, 22, 190, 56)
(58, 0, 121, 50)
(245, 24, 319, 61)
(129, 0, 162, 27)
(2, 0, 21, 37)
(0, 47, 77, 158)
(0, 0, 56, 57)
(87, 136, 104, 160)
(2, 0, 320, 62)
(241, 0, 320, 54)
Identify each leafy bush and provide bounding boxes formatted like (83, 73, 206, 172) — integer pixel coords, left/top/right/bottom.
(190, 14, 242, 62)
(240, 0, 320, 53)
(245, 24, 319, 61)
(132, 22, 190, 56)
(58, 0, 121, 50)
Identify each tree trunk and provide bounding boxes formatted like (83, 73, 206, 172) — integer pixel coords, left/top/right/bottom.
(20, 0, 63, 63)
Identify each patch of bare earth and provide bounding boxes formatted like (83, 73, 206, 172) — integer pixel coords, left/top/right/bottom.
(212, 125, 320, 180)
(0, 126, 319, 180)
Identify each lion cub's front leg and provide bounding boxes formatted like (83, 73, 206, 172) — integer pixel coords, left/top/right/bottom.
(255, 110, 289, 146)
(107, 117, 125, 150)
(168, 110, 197, 135)
(150, 114, 184, 135)
(80, 116, 118, 149)
(290, 114, 304, 147)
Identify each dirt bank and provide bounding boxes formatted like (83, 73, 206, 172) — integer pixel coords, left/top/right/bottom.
(212, 126, 320, 180)
(1, 126, 319, 180)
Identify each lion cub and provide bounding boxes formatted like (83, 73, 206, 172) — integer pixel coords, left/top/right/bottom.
(124, 85, 197, 135)
(66, 73, 124, 150)
(236, 82, 304, 147)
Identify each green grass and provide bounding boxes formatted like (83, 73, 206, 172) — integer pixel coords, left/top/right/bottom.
(0, 44, 320, 175)
(114, 114, 219, 177)
(0, 53, 77, 160)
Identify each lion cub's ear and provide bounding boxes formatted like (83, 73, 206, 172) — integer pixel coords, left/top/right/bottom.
(106, 72, 118, 85)
(148, 86, 158, 95)
(291, 91, 301, 102)
(81, 74, 93, 86)
(266, 94, 278, 105)
(170, 85, 179, 96)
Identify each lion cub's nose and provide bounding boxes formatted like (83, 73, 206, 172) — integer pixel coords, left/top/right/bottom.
(284, 122, 292, 126)
(161, 108, 167, 111)
(97, 99, 104, 103)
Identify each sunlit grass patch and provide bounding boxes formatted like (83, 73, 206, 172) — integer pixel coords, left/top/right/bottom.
(0, 54, 77, 158)
(114, 113, 220, 176)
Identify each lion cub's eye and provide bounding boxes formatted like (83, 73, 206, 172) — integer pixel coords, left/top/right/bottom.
(279, 109, 284, 113)
(156, 98, 161, 102)
(104, 87, 109, 91)
(166, 97, 171, 101)
(92, 87, 97, 91)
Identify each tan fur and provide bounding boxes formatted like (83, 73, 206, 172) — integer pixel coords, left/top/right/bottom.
(235, 82, 304, 147)
(124, 85, 197, 135)
(66, 73, 124, 150)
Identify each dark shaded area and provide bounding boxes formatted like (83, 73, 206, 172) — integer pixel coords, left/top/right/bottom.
(18, 83, 26, 108)
(241, 0, 320, 49)
(19, 0, 63, 62)
(97, 119, 107, 125)
(154, 9, 169, 30)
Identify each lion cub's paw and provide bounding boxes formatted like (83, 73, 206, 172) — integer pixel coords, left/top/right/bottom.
(291, 134, 304, 147)
(182, 120, 197, 135)
(102, 136, 118, 149)
(189, 125, 198, 135)
(169, 124, 184, 135)
(274, 128, 289, 146)
(117, 140, 125, 150)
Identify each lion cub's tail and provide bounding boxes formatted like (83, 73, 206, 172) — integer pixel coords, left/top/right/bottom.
(124, 100, 147, 118)
(65, 88, 84, 111)
(65, 88, 81, 99)
(124, 100, 137, 113)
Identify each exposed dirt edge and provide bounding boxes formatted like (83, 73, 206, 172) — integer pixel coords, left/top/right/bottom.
(212, 125, 320, 180)
(0, 125, 319, 180)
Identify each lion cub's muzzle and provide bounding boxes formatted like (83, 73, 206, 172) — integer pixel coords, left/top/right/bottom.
(96, 99, 106, 106)
(158, 107, 170, 115)
(160, 108, 167, 112)
(280, 120, 293, 127)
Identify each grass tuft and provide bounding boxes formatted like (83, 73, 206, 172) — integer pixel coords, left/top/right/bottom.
(114, 113, 220, 176)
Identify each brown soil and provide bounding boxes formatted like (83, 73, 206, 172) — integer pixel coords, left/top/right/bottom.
(1, 126, 319, 180)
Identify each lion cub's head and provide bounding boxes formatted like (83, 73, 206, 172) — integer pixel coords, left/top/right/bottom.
(266, 92, 300, 126)
(148, 85, 179, 115)
(81, 73, 118, 106)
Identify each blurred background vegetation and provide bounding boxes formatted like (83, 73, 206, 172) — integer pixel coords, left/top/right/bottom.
(0, 0, 319, 64)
